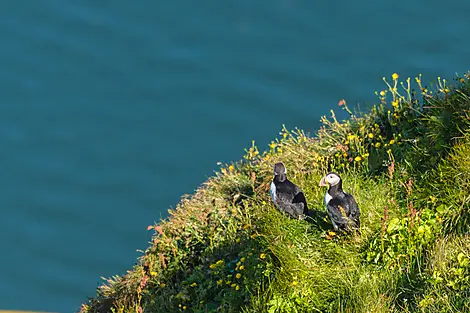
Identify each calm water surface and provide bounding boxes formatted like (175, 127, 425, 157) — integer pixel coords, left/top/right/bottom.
(0, 1, 469, 312)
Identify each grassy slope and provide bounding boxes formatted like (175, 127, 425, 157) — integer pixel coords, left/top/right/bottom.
(80, 72, 470, 313)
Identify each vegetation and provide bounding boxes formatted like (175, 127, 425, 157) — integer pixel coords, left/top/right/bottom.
(80, 71, 470, 313)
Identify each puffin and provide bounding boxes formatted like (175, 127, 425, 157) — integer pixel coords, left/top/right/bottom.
(319, 172, 360, 232)
(270, 162, 309, 220)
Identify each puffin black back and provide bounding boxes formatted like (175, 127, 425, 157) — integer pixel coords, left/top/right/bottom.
(270, 162, 309, 219)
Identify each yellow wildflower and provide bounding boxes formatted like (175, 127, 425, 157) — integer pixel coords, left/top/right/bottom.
(347, 134, 356, 141)
(235, 285, 240, 291)
(343, 152, 348, 157)
(160, 283, 166, 288)
(368, 133, 374, 139)
(380, 91, 386, 96)
(389, 139, 395, 145)
(183, 306, 187, 310)
(217, 279, 223, 285)
(354, 156, 362, 162)
(231, 283, 237, 288)
(209, 264, 216, 269)
(391, 100, 399, 108)
(363, 153, 369, 157)
(292, 281, 298, 286)
(216, 260, 224, 265)
(229, 165, 235, 172)
(375, 142, 381, 148)
(236, 273, 241, 279)
(226, 280, 231, 285)
(240, 257, 246, 262)
(239, 265, 245, 270)
(392, 73, 399, 80)
(260, 253, 266, 259)
(150, 271, 158, 277)
(190, 282, 197, 287)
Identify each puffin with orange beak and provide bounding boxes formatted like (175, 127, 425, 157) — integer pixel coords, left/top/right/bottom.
(319, 172, 360, 232)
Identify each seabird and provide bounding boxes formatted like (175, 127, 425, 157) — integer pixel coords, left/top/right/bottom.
(270, 162, 309, 220)
(319, 172, 360, 232)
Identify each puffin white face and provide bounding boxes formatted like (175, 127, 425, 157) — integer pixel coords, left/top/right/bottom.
(319, 173, 341, 187)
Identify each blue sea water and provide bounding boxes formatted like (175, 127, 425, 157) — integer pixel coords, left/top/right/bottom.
(0, 1, 469, 312)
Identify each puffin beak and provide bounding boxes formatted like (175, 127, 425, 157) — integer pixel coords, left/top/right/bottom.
(319, 177, 328, 187)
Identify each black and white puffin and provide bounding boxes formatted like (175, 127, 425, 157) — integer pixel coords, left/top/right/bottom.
(270, 162, 309, 220)
(319, 172, 360, 232)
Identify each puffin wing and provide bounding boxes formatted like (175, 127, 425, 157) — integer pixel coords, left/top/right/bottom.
(274, 180, 307, 219)
(344, 193, 360, 228)
(276, 191, 305, 219)
(292, 191, 309, 214)
(326, 198, 350, 231)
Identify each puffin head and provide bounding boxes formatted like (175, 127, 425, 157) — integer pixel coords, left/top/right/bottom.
(319, 172, 341, 187)
(273, 162, 287, 176)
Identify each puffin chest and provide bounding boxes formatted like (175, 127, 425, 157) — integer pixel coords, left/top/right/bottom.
(324, 192, 333, 206)
(270, 181, 277, 203)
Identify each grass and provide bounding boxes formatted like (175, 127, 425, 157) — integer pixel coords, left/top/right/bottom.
(79, 71, 470, 313)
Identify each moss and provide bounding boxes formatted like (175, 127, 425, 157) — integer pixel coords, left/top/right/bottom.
(79, 71, 470, 313)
